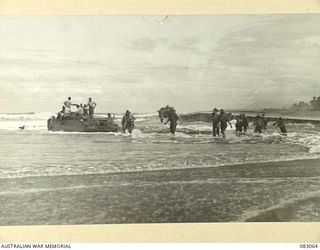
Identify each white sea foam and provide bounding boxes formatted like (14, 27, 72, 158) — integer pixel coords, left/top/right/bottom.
(0, 120, 48, 131)
(0, 112, 54, 131)
(131, 129, 152, 138)
(309, 145, 320, 154)
(285, 132, 320, 154)
(0, 112, 54, 121)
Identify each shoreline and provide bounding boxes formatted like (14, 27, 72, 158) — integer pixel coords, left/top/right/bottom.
(0, 158, 320, 225)
(1, 157, 320, 181)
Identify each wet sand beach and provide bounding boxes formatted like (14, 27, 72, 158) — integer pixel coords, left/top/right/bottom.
(0, 158, 319, 225)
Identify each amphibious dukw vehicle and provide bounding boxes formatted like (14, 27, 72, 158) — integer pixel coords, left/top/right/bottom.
(47, 114, 120, 132)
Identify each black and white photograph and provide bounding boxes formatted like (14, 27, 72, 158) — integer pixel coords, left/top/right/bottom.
(0, 14, 320, 226)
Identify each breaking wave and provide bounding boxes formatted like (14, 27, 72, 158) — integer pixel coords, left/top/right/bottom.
(284, 132, 320, 154)
(0, 112, 54, 131)
(0, 112, 54, 121)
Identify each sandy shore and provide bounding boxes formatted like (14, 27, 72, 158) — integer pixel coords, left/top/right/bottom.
(0, 158, 319, 225)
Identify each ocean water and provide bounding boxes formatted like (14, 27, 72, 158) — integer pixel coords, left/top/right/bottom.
(0, 112, 319, 224)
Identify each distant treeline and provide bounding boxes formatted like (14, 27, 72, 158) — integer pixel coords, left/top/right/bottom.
(291, 96, 320, 111)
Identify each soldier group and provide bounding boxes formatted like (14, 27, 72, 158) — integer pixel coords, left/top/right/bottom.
(55, 97, 287, 136)
(211, 108, 287, 137)
(56, 97, 137, 134)
(211, 108, 233, 138)
(57, 97, 97, 119)
(252, 113, 286, 134)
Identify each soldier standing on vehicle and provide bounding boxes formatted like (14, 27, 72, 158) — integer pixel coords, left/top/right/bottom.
(87, 98, 97, 118)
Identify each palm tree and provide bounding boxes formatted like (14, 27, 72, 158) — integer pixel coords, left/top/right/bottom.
(310, 96, 318, 110)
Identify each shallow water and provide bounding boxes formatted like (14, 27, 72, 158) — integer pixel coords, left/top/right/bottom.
(0, 112, 319, 224)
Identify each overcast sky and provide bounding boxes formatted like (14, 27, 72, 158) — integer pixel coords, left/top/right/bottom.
(0, 15, 319, 113)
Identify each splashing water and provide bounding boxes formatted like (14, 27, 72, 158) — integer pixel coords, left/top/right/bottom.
(0, 112, 319, 179)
